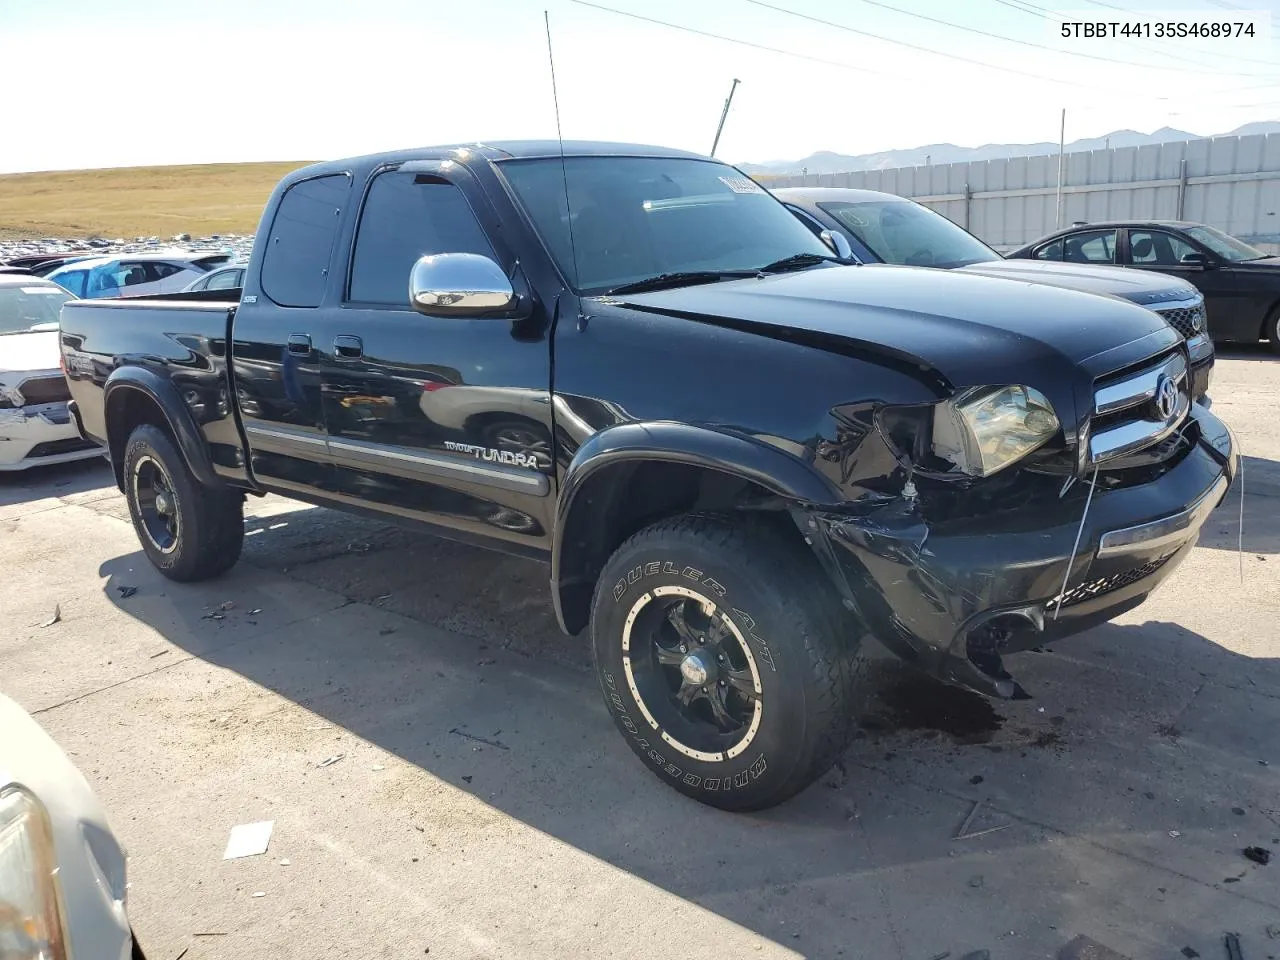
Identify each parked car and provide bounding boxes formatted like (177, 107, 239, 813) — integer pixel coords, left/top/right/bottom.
(0, 692, 145, 959)
(59, 141, 1236, 811)
(0, 276, 105, 471)
(46, 252, 234, 300)
(2, 252, 98, 275)
(775, 188, 1215, 400)
(180, 261, 246, 293)
(1006, 220, 1280, 351)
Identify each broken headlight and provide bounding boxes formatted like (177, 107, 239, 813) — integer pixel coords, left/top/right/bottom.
(930, 385, 1060, 478)
(0, 787, 67, 960)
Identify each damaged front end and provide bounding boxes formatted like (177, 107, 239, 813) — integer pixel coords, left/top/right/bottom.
(795, 351, 1237, 701)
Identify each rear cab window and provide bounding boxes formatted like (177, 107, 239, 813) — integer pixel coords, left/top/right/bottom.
(260, 173, 352, 307)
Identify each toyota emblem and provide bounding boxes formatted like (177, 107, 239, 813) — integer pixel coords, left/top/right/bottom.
(1154, 375, 1178, 420)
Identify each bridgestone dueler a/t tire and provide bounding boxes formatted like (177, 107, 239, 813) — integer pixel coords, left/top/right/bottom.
(122, 424, 244, 582)
(590, 513, 865, 812)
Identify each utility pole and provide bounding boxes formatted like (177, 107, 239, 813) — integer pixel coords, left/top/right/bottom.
(1055, 108, 1066, 230)
(710, 78, 741, 158)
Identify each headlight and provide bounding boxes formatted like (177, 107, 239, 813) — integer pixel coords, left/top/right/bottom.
(0, 788, 67, 960)
(931, 384, 1060, 477)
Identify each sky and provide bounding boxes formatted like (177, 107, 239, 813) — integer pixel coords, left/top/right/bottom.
(1, 0, 1278, 173)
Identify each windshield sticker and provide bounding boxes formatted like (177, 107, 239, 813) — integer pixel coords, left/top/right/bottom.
(718, 176, 765, 195)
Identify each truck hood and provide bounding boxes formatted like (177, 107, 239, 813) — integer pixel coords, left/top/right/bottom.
(610, 264, 1180, 403)
(953, 258, 1198, 305)
(0, 330, 61, 378)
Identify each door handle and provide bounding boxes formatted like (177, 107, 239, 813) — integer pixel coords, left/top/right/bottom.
(333, 335, 364, 360)
(287, 333, 312, 356)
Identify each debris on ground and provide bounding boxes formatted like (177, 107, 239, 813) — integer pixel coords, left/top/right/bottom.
(1169, 831, 1182, 838)
(41, 604, 61, 627)
(1233, 807, 1246, 816)
(970, 775, 984, 785)
(450, 728, 509, 751)
(968, 875, 984, 888)
(1224, 932, 1243, 960)
(248, 608, 262, 615)
(1266, 924, 1280, 939)
(317, 754, 345, 768)
(149, 650, 170, 659)
(927, 952, 951, 960)
(218, 600, 235, 611)
(174, 949, 189, 960)
(379, 627, 396, 636)
(1244, 845, 1272, 865)
(117, 585, 137, 598)
(461, 775, 473, 783)
(954, 800, 1011, 840)
(477, 657, 496, 666)
(222, 821, 274, 860)
(960, 951, 990, 960)
(279, 859, 291, 866)
(1180, 948, 1199, 959)
(200, 612, 225, 621)
(376, 594, 391, 602)
(372, 765, 385, 771)
(1057, 935, 1132, 959)
(252, 891, 267, 898)
(347, 541, 371, 553)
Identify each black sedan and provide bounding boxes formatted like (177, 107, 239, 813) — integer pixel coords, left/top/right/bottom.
(1007, 221, 1280, 351)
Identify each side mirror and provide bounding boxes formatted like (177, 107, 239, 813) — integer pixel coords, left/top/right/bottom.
(409, 253, 518, 317)
(819, 229, 854, 261)
(1179, 252, 1210, 270)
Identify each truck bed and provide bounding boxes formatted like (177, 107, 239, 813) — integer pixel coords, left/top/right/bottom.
(59, 293, 251, 488)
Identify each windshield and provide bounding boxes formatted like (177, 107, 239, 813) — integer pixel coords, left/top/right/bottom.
(498, 156, 833, 294)
(819, 199, 998, 269)
(1182, 225, 1268, 262)
(0, 284, 71, 335)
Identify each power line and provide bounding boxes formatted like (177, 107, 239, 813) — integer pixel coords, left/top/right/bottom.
(840, 0, 1248, 75)
(567, 0, 894, 78)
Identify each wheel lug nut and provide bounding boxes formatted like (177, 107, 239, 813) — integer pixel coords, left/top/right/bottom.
(679, 644, 687, 653)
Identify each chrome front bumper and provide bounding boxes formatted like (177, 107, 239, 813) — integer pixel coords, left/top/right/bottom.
(1098, 472, 1230, 557)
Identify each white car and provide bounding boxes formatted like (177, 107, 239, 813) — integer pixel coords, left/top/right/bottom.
(45, 252, 234, 300)
(180, 262, 246, 293)
(0, 276, 106, 471)
(0, 692, 142, 959)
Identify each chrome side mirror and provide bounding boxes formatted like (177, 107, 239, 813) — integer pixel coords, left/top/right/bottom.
(409, 253, 517, 317)
(819, 229, 854, 261)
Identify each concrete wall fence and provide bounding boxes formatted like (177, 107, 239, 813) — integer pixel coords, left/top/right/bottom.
(762, 133, 1280, 254)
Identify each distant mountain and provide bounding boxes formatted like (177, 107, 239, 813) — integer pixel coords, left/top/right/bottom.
(738, 121, 1280, 176)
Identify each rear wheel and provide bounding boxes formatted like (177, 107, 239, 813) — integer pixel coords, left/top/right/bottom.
(590, 513, 864, 811)
(122, 424, 244, 582)
(1267, 305, 1280, 356)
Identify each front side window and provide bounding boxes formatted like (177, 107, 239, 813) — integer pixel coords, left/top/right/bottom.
(348, 172, 496, 306)
(498, 156, 832, 294)
(205, 269, 242, 291)
(819, 199, 997, 268)
(1061, 229, 1117, 264)
(1182, 225, 1267, 262)
(1128, 230, 1198, 265)
(1034, 239, 1064, 261)
(53, 270, 87, 297)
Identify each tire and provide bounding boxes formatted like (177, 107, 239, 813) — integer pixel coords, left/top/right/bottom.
(121, 424, 244, 582)
(590, 513, 864, 811)
(1267, 306, 1280, 356)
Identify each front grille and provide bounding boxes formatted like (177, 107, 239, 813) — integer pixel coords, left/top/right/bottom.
(1088, 348, 1190, 464)
(1155, 303, 1206, 339)
(27, 437, 97, 459)
(16, 375, 71, 406)
(1049, 553, 1173, 609)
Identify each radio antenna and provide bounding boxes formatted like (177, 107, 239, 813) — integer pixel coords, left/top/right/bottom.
(544, 10, 580, 291)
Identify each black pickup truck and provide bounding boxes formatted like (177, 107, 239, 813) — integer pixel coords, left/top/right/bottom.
(60, 142, 1237, 811)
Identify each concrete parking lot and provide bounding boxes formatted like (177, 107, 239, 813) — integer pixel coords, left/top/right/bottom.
(2, 350, 1278, 960)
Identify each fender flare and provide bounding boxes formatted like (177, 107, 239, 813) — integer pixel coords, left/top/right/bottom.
(550, 421, 843, 634)
(103, 366, 224, 491)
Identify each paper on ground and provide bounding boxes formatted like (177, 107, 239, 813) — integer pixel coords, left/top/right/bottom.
(223, 820, 274, 860)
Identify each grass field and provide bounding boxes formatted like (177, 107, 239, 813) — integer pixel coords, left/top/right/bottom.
(0, 161, 314, 240)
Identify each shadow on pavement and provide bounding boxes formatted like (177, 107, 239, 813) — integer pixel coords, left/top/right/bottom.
(1195, 456, 1280, 556)
(0, 455, 110, 506)
(93, 499, 1280, 959)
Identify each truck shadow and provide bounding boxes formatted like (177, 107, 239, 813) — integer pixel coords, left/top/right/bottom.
(94, 499, 1280, 959)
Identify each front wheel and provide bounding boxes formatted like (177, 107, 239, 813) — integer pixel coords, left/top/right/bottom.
(1268, 306, 1280, 356)
(122, 424, 244, 582)
(590, 514, 864, 811)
